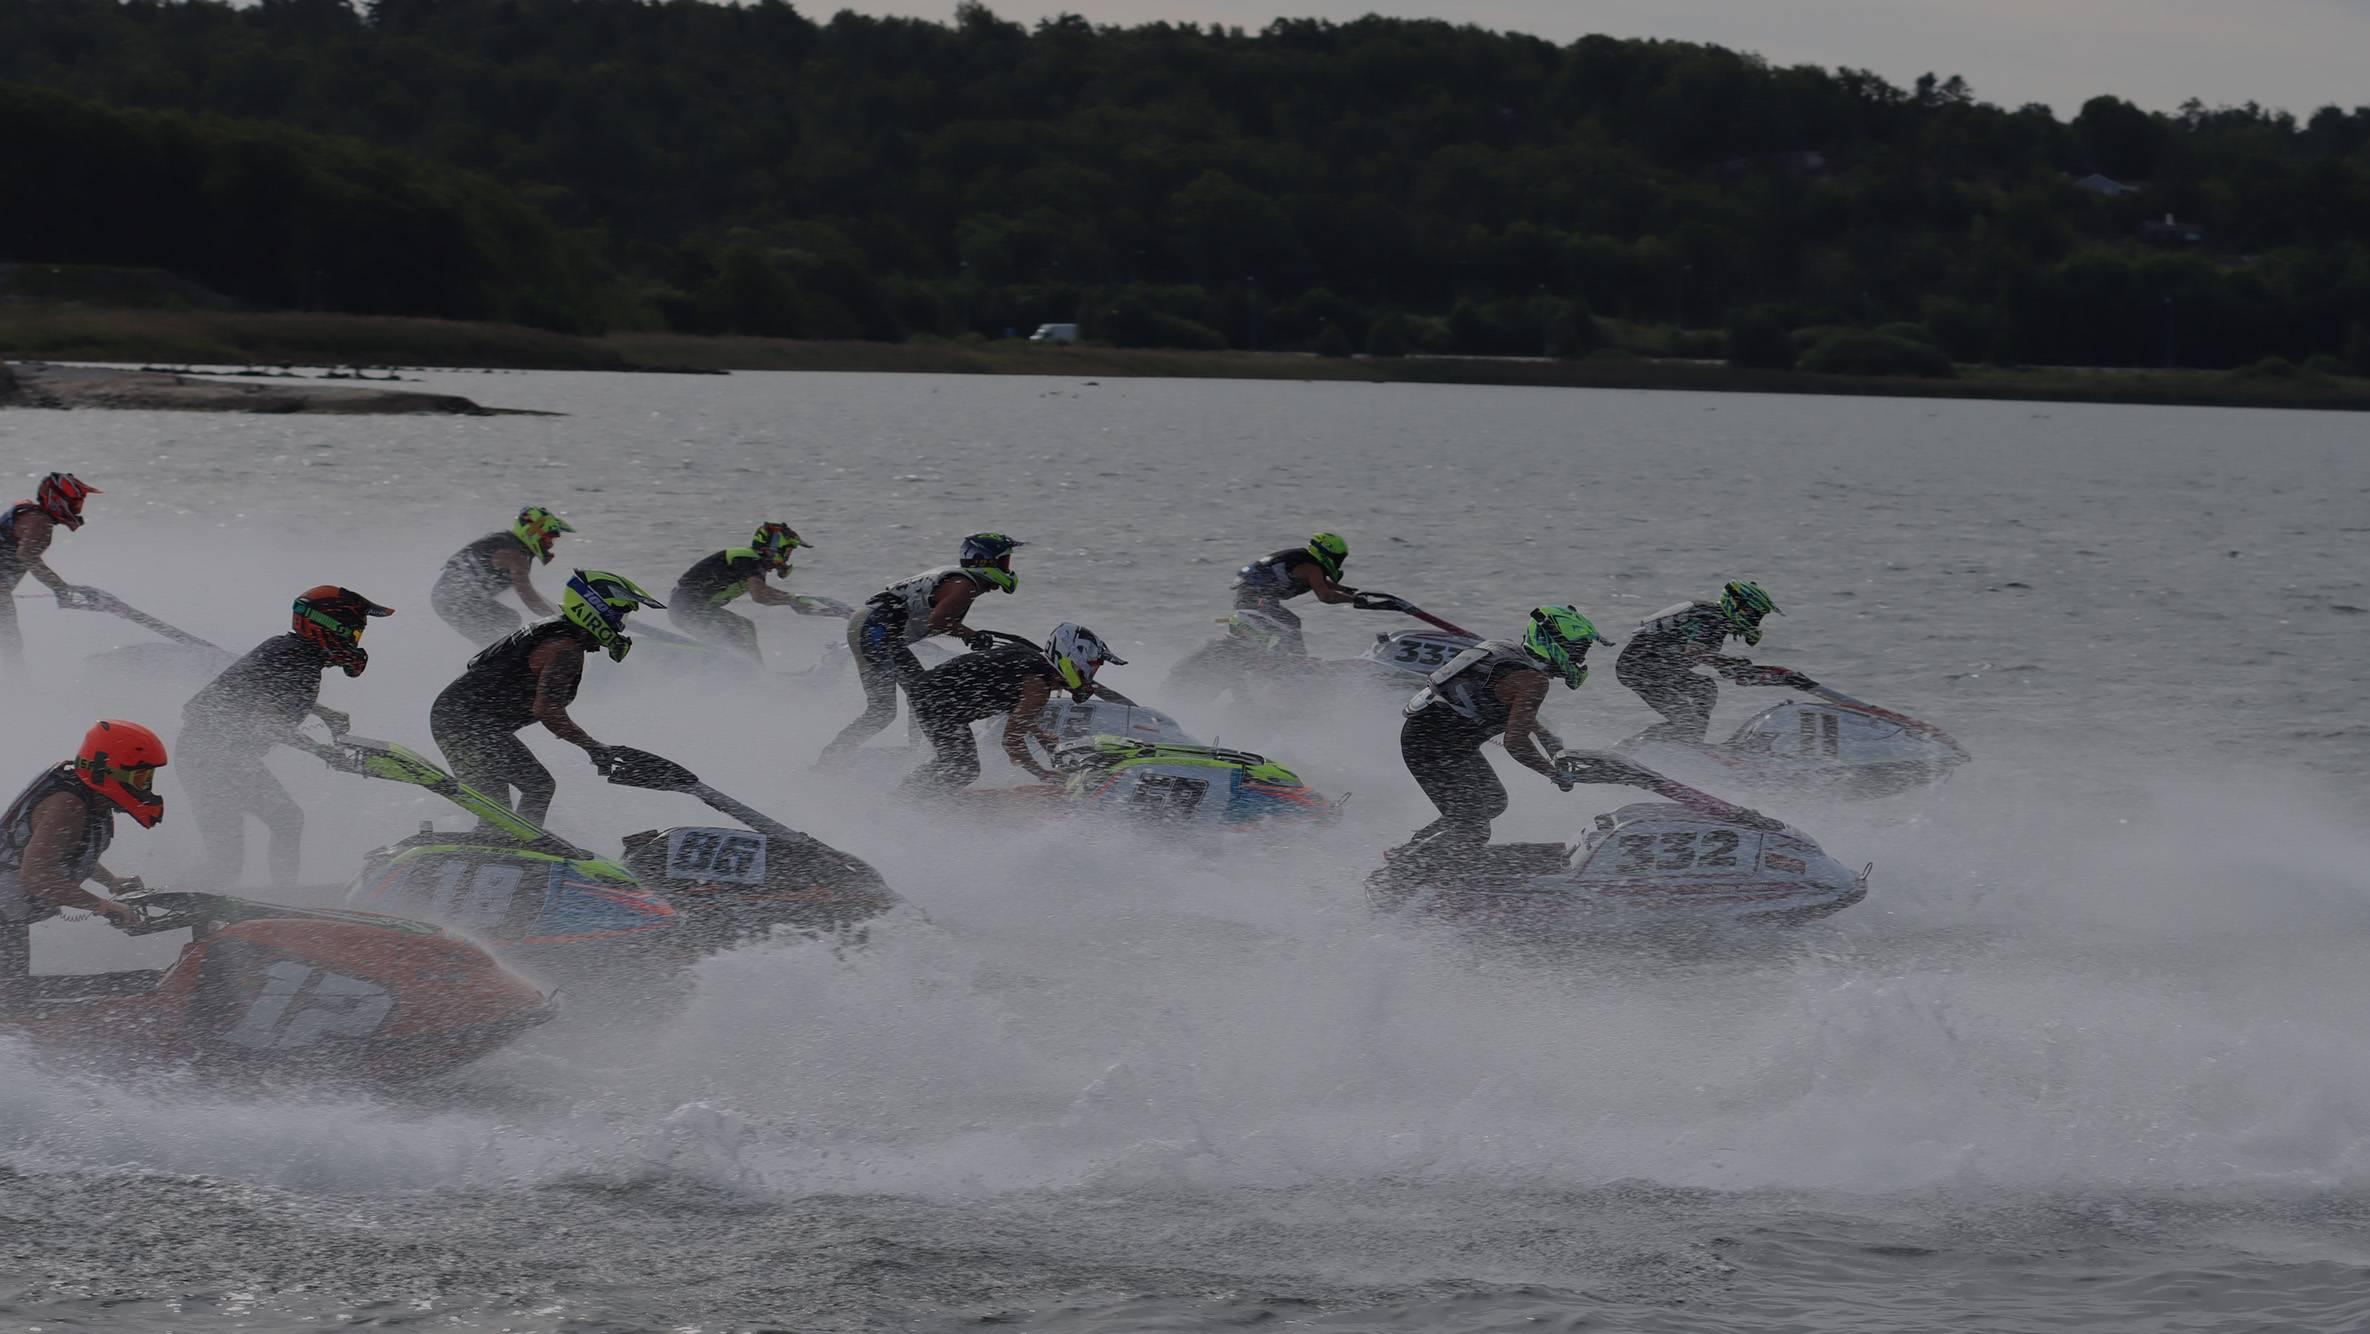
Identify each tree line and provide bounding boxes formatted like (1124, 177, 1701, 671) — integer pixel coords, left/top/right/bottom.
(5, 0, 2369, 371)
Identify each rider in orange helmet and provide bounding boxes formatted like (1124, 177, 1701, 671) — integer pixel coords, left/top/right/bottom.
(0, 721, 164, 1009)
(0, 472, 100, 675)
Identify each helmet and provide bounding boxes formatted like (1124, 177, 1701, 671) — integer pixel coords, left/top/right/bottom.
(75, 719, 167, 829)
(292, 585, 394, 678)
(753, 521, 810, 573)
(561, 569, 665, 662)
(1306, 532, 1348, 581)
(512, 506, 576, 564)
(1045, 622, 1128, 697)
(961, 533, 1025, 593)
(1719, 580, 1780, 646)
(1522, 604, 1605, 690)
(37, 473, 98, 531)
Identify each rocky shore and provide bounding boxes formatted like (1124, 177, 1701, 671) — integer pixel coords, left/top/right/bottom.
(0, 360, 509, 414)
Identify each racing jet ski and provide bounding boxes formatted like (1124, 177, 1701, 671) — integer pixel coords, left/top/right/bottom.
(1614, 666, 1969, 800)
(1163, 594, 1478, 708)
(1367, 751, 1868, 935)
(3, 888, 551, 1083)
(323, 737, 899, 978)
(1048, 735, 1336, 829)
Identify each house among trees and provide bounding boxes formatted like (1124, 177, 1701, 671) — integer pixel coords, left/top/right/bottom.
(2072, 172, 2138, 196)
(2141, 214, 2209, 245)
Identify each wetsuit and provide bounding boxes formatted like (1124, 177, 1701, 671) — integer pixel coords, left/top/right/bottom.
(1231, 547, 1323, 655)
(428, 620, 592, 826)
(0, 765, 114, 1009)
(821, 566, 999, 761)
(432, 531, 533, 647)
(1398, 640, 1551, 849)
(901, 645, 1064, 793)
(668, 548, 769, 661)
(1613, 601, 1739, 743)
(178, 634, 332, 888)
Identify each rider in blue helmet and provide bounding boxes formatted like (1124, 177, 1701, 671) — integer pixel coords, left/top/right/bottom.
(819, 533, 1024, 765)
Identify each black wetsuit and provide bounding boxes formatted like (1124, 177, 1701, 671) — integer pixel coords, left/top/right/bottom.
(432, 531, 532, 647)
(1613, 601, 1737, 743)
(0, 765, 114, 1009)
(1231, 547, 1323, 654)
(901, 645, 1064, 793)
(668, 548, 767, 660)
(821, 566, 996, 762)
(1398, 640, 1548, 849)
(429, 621, 592, 826)
(178, 634, 331, 888)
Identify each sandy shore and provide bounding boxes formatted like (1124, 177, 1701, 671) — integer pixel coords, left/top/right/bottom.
(0, 360, 512, 414)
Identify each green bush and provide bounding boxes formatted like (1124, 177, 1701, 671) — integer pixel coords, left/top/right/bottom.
(1724, 307, 1795, 370)
(1875, 321, 1938, 346)
(2302, 353, 2351, 378)
(2223, 355, 2299, 381)
(1314, 324, 1354, 358)
(1365, 312, 1413, 358)
(1799, 330, 1956, 377)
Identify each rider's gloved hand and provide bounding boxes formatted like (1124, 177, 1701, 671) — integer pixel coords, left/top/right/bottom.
(1352, 591, 1411, 613)
(313, 706, 352, 737)
(98, 896, 143, 928)
(587, 744, 619, 777)
(962, 630, 997, 652)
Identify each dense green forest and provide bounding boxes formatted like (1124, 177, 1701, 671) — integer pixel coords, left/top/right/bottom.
(5, 0, 2370, 371)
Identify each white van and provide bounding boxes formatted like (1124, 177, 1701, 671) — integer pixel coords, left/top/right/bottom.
(1028, 323, 1079, 344)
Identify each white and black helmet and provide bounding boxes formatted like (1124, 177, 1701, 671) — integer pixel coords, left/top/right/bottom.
(1046, 622, 1126, 693)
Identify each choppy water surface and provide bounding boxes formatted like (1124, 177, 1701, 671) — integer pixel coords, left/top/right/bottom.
(2, 371, 2367, 1332)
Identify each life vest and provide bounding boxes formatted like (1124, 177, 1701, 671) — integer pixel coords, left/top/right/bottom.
(0, 764, 114, 925)
(1403, 639, 1541, 734)
(869, 566, 994, 640)
(1628, 600, 1732, 657)
(1234, 547, 1319, 601)
(674, 548, 766, 609)
(437, 620, 590, 730)
(433, 531, 522, 600)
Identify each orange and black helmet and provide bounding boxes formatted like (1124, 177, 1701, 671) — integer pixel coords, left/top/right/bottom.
(75, 719, 167, 829)
(37, 473, 98, 530)
(293, 585, 394, 677)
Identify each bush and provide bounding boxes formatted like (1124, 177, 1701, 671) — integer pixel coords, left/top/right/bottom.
(1365, 312, 1413, 358)
(2223, 355, 2299, 381)
(1314, 324, 1354, 358)
(1921, 296, 2014, 364)
(2303, 353, 2351, 378)
(2345, 321, 2370, 376)
(1799, 330, 1956, 377)
(1875, 321, 1938, 345)
(1724, 306, 1795, 370)
(1788, 323, 1849, 352)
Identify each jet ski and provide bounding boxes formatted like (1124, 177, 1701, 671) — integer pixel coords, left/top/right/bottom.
(1614, 667, 1969, 800)
(324, 737, 900, 977)
(1164, 595, 1478, 708)
(3, 888, 552, 1083)
(1367, 751, 1869, 934)
(1049, 736, 1336, 829)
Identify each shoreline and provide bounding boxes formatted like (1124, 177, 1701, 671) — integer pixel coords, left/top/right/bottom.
(0, 360, 510, 415)
(4, 307, 2368, 412)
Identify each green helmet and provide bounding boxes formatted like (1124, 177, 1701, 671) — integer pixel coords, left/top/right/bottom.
(1523, 604, 1605, 690)
(561, 568, 665, 662)
(1306, 532, 1347, 581)
(512, 506, 575, 564)
(1719, 580, 1780, 646)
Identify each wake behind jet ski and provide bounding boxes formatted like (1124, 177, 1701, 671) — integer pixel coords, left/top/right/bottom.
(4, 888, 552, 1084)
(1367, 751, 1869, 935)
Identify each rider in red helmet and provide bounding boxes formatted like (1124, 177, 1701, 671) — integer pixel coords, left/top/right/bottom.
(0, 473, 100, 674)
(180, 587, 392, 888)
(1, 720, 161, 1009)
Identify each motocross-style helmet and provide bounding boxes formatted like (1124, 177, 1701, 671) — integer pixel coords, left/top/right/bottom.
(1719, 580, 1780, 646)
(38, 473, 98, 531)
(512, 506, 575, 564)
(961, 533, 1025, 593)
(753, 521, 809, 574)
(561, 569, 664, 662)
(1523, 604, 1605, 690)
(75, 719, 167, 829)
(1046, 622, 1127, 698)
(292, 585, 394, 678)
(1307, 532, 1348, 581)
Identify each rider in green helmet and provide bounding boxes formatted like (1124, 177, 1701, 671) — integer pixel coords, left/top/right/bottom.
(431, 506, 575, 647)
(429, 569, 662, 826)
(1614, 580, 1789, 743)
(1395, 604, 1608, 858)
(1229, 531, 1364, 656)
(668, 522, 842, 662)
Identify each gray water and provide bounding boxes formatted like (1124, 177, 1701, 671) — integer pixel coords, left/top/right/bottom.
(3, 371, 2368, 1332)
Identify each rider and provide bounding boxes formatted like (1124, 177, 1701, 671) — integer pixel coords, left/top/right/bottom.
(428, 569, 660, 826)
(667, 522, 833, 661)
(1230, 531, 1359, 656)
(1396, 605, 1606, 858)
(1613, 581, 1783, 743)
(1, 720, 163, 1009)
(179, 587, 393, 889)
(901, 623, 1124, 794)
(431, 506, 574, 647)
(819, 533, 1023, 764)
(0, 473, 98, 674)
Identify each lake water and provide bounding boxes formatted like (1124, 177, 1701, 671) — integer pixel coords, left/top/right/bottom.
(3, 370, 2368, 1331)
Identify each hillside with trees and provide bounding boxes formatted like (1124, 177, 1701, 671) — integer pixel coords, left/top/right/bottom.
(5, 0, 2369, 371)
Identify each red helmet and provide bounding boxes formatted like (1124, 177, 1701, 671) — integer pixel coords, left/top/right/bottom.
(293, 585, 394, 677)
(38, 473, 98, 530)
(75, 720, 168, 829)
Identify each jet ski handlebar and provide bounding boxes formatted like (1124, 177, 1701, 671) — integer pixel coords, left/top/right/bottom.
(1553, 749, 1785, 831)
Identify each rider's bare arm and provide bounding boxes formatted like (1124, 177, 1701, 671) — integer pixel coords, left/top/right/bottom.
(20, 794, 134, 922)
(14, 515, 67, 593)
(529, 642, 602, 751)
(744, 575, 795, 607)
(493, 545, 558, 616)
(1498, 674, 1561, 778)
(1301, 562, 1356, 604)
(926, 580, 979, 637)
(1002, 678, 1060, 781)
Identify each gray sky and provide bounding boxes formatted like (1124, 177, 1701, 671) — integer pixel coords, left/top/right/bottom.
(828, 0, 2370, 116)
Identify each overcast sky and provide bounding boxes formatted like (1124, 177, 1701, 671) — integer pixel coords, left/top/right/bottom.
(828, 0, 2370, 116)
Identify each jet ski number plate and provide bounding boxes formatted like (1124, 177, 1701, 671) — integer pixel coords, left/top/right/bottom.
(664, 827, 768, 885)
